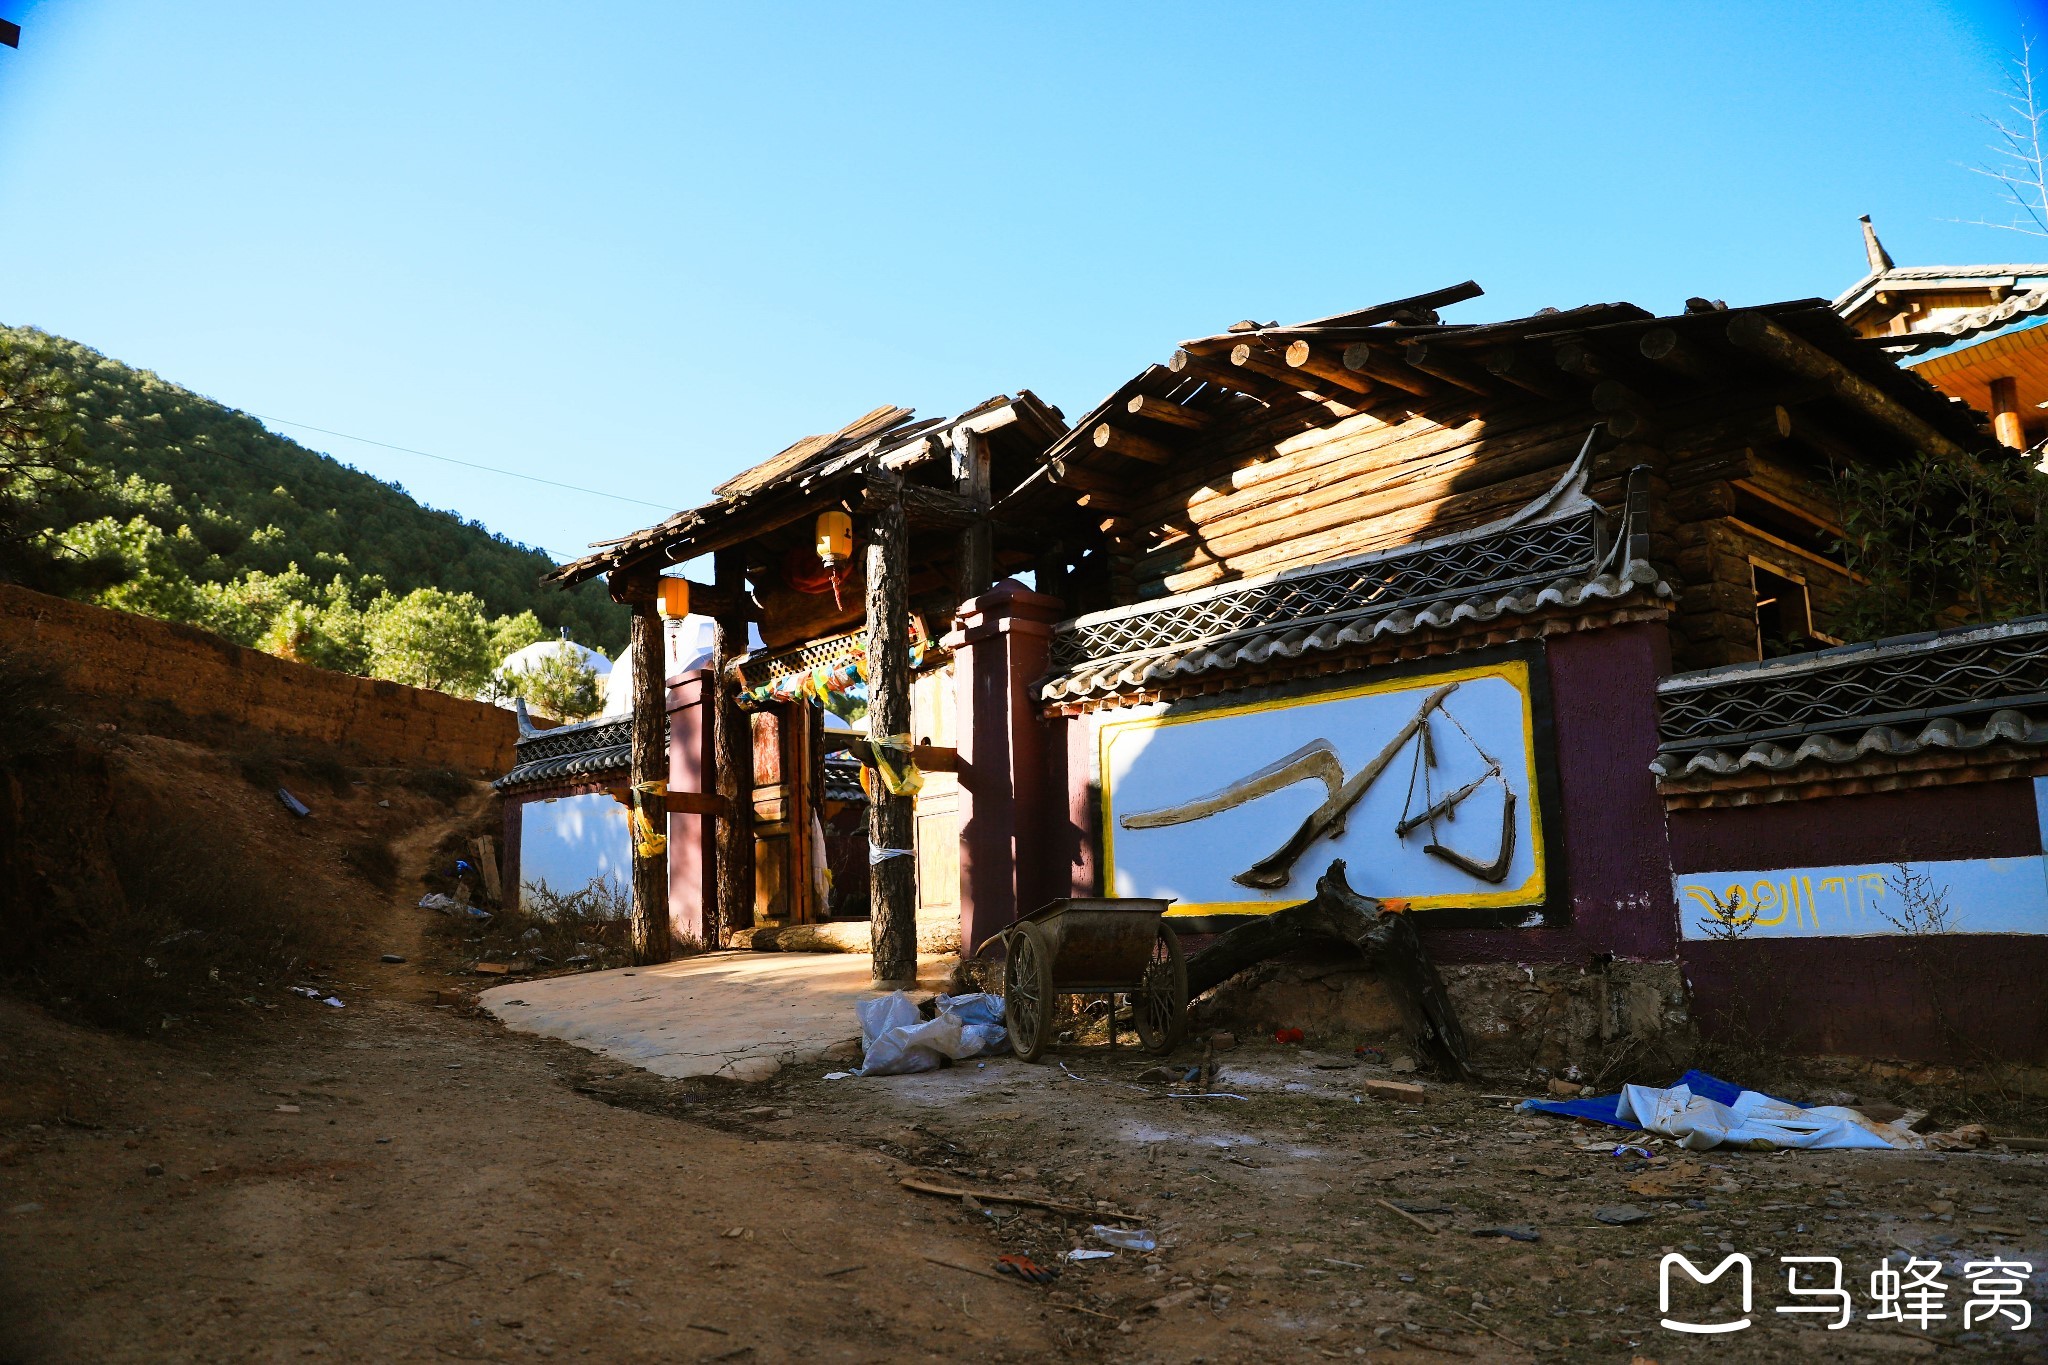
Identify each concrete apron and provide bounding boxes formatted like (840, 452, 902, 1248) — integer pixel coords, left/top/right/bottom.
(478, 950, 951, 1084)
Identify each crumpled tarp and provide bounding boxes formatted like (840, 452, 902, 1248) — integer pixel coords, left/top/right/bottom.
(1521, 1070, 1923, 1151)
(1521, 1069, 1752, 1129)
(855, 991, 1009, 1077)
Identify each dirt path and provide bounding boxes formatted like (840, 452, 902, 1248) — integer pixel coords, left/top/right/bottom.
(0, 788, 1063, 1364)
(4, 766, 2046, 1362)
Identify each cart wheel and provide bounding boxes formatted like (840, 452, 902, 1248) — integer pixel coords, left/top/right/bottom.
(1004, 921, 1056, 1063)
(1134, 922, 1187, 1054)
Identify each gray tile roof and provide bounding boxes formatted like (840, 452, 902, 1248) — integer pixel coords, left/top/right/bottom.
(1653, 614, 2048, 781)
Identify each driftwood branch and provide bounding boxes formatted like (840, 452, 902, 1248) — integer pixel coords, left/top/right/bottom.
(1185, 860, 1475, 1081)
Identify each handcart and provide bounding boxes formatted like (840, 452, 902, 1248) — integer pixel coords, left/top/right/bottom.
(977, 897, 1186, 1062)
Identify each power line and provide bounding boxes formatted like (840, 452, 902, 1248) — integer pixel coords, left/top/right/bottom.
(245, 411, 675, 513)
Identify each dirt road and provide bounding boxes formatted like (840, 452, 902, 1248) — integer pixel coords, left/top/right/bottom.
(1, 986, 1074, 1363)
(3, 766, 2046, 1362)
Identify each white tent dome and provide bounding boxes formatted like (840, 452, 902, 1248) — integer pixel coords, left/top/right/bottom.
(601, 614, 757, 717)
(498, 639, 612, 680)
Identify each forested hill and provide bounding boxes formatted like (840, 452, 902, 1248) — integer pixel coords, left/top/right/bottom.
(1, 325, 626, 666)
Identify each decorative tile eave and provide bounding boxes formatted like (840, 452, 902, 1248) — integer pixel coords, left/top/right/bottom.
(1657, 736, 2048, 810)
(1039, 563, 1672, 715)
(495, 712, 634, 792)
(494, 742, 632, 793)
(1652, 611, 2048, 803)
(1651, 706, 2048, 784)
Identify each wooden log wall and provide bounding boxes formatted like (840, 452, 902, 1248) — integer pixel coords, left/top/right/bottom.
(1097, 374, 1859, 672)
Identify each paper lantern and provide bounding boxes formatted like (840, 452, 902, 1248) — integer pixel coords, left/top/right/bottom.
(815, 510, 855, 570)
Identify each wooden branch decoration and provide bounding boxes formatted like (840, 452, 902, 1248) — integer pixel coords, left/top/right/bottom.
(1235, 682, 1458, 889)
(1184, 860, 1475, 1081)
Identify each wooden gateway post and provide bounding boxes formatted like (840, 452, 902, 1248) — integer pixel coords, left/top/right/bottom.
(864, 474, 917, 987)
(622, 574, 672, 965)
(711, 547, 755, 949)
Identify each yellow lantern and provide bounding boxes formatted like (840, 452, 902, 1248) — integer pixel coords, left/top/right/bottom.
(815, 510, 855, 570)
(655, 577, 690, 618)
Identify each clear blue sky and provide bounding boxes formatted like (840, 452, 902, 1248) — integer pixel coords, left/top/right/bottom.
(0, 1, 2041, 568)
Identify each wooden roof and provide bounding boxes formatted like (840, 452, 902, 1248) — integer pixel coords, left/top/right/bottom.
(549, 392, 1067, 587)
(997, 286, 1999, 520)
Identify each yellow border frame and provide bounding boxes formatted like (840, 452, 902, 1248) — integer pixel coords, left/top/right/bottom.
(1097, 660, 1547, 917)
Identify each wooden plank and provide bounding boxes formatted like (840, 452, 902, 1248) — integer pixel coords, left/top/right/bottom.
(785, 702, 818, 926)
(472, 834, 503, 907)
(662, 790, 728, 817)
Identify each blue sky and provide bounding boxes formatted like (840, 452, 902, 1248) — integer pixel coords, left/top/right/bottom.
(0, 1, 2042, 567)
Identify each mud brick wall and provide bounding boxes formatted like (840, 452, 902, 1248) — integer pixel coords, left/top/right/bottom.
(0, 584, 519, 776)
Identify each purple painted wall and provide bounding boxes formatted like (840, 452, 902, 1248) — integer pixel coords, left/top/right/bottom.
(1426, 623, 1679, 965)
(1667, 781, 2041, 870)
(1668, 779, 2048, 1063)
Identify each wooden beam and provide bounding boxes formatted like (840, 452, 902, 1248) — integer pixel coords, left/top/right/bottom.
(1552, 340, 1626, 383)
(1221, 342, 1353, 407)
(662, 790, 728, 817)
(1482, 347, 1570, 399)
(1340, 341, 1433, 396)
(1638, 327, 1726, 382)
(626, 584, 672, 965)
(864, 483, 917, 987)
(1401, 340, 1494, 396)
(1592, 378, 1656, 421)
(825, 738, 960, 773)
(1169, 346, 1296, 402)
(912, 743, 960, 773)
(1047, 457, 1132, 496)
(1281, 340, 1376, 396)
(1722, 311, 1975, 465)
(951, 425, 994, 603)
(1125, 393, 1212, 430)
(711, 548, 755, 949)
(1075, 489, 1135, 516)
(1991, 375, 2025, 450)
(1090, 423, 1174, 464)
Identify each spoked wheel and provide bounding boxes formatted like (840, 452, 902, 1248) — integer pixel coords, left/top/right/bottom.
(1133, 922, 1188, 1054)
(1003, 920, 1056, 1063)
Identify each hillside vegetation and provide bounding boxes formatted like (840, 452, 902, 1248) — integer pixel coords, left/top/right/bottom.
(0, 325, 624, 693)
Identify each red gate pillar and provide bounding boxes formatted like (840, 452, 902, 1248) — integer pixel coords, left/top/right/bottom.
(665, 667, 717, 946)
(944, 579, 1067, 957)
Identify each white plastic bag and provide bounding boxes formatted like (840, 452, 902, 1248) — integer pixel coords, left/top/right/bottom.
(935, 992, 1008, 1059)
(854, 991, 1008, 1076)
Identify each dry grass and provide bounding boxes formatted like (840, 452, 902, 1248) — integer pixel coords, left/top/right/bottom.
(15, 809, 326, 1034)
